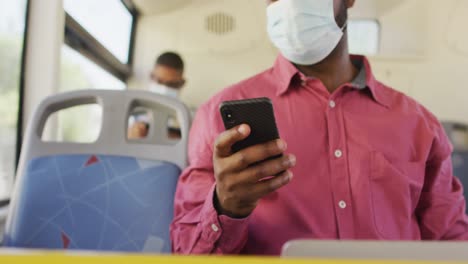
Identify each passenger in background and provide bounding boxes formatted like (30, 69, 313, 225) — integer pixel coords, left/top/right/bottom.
(128, 52, 186, 139)
(149, 51, 186, 98)
(171, 0, 468, 256)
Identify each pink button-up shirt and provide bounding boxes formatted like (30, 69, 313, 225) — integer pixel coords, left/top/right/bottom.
(170, 55, 468, 255)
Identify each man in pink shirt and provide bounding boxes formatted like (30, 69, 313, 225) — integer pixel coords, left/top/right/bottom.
(170, 0, 468, 255)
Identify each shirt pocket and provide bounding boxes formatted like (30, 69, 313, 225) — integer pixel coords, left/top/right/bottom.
(369, 151, 425, 239)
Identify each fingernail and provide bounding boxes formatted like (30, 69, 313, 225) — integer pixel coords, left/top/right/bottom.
(289, 171, 294, 180)
(277, 140, 286, 150)
(283, 155, 295, 167)
(289, 155, 296, 166)
(238, 125, 248, 135)
(285, 171, 293, 182)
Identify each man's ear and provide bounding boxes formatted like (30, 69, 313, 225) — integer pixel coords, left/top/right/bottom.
(346, 0, 355, 8)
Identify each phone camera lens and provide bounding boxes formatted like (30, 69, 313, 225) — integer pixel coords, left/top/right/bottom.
(223, 109, 235, 123)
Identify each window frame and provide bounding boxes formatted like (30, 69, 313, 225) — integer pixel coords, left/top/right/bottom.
(63, 0, 139, 82)
(16, 0, 31, 168)
(122, 0, 139, 66)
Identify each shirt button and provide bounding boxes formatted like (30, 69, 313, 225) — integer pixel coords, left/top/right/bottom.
(334, 149, 343, 158)
(339, 200, 347, 209)
(211, 223, 219, 232)
(329, 100, 336, 108)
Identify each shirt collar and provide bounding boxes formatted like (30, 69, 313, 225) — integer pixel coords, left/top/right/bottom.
(350, 57, 367, 89)
(272, 54, 390, 108)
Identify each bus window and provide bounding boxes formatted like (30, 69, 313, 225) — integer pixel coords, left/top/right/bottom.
(60, 45, 125, 91)
(64, 0, 133, 63)
(42, 104, 103, 143)
(52, 0, 137, 147)
(0, 0, 27, 200)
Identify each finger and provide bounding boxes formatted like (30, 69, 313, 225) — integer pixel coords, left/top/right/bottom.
(240, 154, 296, 183)
(247, 170, 293, 199)
(214, 124, 250, 158)
(228, 139, 287, 170)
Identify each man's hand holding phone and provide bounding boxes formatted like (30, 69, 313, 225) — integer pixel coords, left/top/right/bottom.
(213, 124, 296, 218)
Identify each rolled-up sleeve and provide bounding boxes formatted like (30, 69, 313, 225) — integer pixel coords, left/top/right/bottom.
(170, 103, 249, 254)
(417, 122, 468, 240)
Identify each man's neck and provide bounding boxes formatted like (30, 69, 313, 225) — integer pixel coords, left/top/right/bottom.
(295, 35, 358, 94)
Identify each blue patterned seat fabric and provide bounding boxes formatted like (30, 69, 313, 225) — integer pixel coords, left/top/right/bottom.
(4, 154, 180, 253)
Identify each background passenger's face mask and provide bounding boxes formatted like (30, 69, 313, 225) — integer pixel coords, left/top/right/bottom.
(267, 0, 346, 65)
(149, 82, 180, 99)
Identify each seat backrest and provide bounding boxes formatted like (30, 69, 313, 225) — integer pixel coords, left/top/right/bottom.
(282, 240, 468, 261)
(4, 90, 191, 253)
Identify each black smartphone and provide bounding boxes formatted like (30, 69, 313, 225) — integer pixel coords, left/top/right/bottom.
(220, 97, 280, 154)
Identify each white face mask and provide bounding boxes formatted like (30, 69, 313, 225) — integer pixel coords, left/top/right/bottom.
(267, 0, 347, 65)
(149, 82, 180, 99)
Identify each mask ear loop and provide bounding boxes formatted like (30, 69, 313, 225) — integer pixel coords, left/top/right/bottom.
(340, 21, 348, 32)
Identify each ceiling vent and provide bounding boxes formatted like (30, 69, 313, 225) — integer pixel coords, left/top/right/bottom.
(205, 12, 236, 36)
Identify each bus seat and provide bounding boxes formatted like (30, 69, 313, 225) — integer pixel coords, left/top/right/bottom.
(442, 121, 468, 212)
(452, 150, 468, 213)
(3, 90, 191, 253)
(441, 121, 468, 149)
